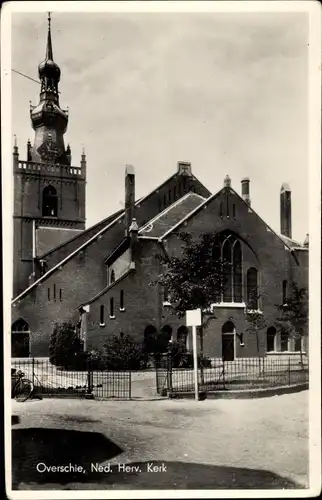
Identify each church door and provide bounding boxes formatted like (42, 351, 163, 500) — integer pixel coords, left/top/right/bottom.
(222, 334, 235, 361)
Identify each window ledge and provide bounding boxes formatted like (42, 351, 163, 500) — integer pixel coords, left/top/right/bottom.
(119, 308, 125, 312)
(245, 309, 263, 314)
(211, 302, 246, 309)
(109, 315, 116, 320)
(99, 323, 106, 327)
(163, 301, 171, 307)
(267, 351, 307, 355)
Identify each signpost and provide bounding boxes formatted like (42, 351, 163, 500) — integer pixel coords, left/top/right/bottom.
(186, 309, 202, 401)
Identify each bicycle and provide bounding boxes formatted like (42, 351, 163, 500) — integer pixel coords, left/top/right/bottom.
(11, 369, 34, 402)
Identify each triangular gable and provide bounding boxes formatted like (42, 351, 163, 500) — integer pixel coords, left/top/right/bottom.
(158, 186, 300, 251)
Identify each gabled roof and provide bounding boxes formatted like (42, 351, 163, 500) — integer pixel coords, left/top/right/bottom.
(79, 266, 135, 307)
(157, 186, 302, 252)
(12, 169, 207, 304)
(278, 234, 303, 249)
(139, 192, 206, 238)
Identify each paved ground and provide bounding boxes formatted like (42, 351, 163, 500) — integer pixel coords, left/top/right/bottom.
(11, 391, 309, 491)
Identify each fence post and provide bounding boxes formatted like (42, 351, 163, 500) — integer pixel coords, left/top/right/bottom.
(222, 359, 225, 389)
(167, 350, 173, 397)
(129, 370, 132, 400)
(288, 357, 291, 386)
(32, 357, 35, 388)
(85, 355, 94, 399)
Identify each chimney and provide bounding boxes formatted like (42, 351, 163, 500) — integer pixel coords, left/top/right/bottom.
(280, 183, 292, 238)
(177, 161, 192, 176)
(125, 165, 135, 237)
(241, 178, 251, 206)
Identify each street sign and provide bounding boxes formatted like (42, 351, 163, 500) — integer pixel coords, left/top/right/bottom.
(186, 309, 202, 401)
(186, 308, 202, 327)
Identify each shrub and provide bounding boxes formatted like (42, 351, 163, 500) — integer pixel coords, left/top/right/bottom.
(96, 334, 148, 371)
(49, 322, 83, 369)
(169, 342, 212, 368)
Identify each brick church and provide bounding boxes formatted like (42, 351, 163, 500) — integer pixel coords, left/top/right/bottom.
(11, 16, 308, 360)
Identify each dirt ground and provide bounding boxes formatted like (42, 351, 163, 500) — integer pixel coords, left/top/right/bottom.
(10, 390, 309, 491)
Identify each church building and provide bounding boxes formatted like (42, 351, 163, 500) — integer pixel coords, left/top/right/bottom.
(11, 16, 308, 361)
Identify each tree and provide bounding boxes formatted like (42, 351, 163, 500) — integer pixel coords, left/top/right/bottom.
(152, 231, 230, 376)
(244, 290, 267, 358)
(274, 282, 308, 366)
(49, 321, 83, 368)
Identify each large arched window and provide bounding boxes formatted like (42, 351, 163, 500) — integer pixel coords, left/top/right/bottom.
(232, 240, 242, 302)
(42, 185, 58, 217)
(247, 267, 258, 309)
(222, 239, 232, 302)
(266, 326, 276, 352)
(12, 318, 29, 333)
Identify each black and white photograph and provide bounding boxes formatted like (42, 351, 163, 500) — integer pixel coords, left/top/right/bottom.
(2, 1, 321, 497)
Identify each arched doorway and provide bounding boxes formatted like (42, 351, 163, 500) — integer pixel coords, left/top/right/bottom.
(143, 325, 157, 353)
(221, 321, 235, 361)
(266, 326, 276, 352)
(11, 319, 30, 358)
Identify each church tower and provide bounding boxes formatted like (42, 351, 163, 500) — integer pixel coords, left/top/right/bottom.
(13, 13, 86, 298)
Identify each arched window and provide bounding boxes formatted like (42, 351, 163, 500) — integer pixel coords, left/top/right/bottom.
(233, 241, 242, 302)
(266, 326, 276, 352)
(280, 331, 289, 352)
(12, 318, 29, 333)
(177, 326, 188, 348)
(160, 325, 172, 346)
(222, 321, 235, 334)
(100, 305, 105, 325)
(222, 239, 232, 302)
(12, 319, 30, 358)
(110, 270, 115, 284)
(110, 298, 115, 318)
(42, 185, 58, 217)
(247, 267, 258, 309)
(144, 325, 157, 353)
(120, 289, 124, 310)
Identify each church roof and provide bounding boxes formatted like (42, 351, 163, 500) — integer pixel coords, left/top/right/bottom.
(36, 226, 83, 258)
(12, 170, 208, 304)
(139, 192, 206, 238)
(277, 234, 303, 249)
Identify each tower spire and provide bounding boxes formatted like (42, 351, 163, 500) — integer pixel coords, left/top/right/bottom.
(46, 12, 53, 61)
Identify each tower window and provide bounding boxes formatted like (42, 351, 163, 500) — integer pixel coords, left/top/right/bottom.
(110, 298, 115, 318)
(100, 305, 105, 325)
(120, 289, 125, 310)
(42, 185, 58, 217)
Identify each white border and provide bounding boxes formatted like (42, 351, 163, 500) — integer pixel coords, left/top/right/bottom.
(2, 1, 321, 499)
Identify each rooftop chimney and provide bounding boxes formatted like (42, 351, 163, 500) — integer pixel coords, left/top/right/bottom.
(177, 161, 192, 176)
(125, 165, 135, 237)
(241, 177, 251, 206)
(280, 183, 292, 238)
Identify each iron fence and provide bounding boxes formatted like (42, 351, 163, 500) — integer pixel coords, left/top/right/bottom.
(156, 356, 309, 396)
(11, 358, 131, 399)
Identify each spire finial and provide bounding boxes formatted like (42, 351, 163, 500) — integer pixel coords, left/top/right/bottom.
(46, 12, 53, 60)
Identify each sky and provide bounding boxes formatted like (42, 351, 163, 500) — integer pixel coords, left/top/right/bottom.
(11, 9, 309, 242)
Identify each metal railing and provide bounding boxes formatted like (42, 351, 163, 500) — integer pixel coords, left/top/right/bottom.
(156, 356, 309, 396)
(11, 358, 131, 399)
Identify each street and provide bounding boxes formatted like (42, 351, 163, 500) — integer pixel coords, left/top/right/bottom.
(11, 391, 309, 490)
